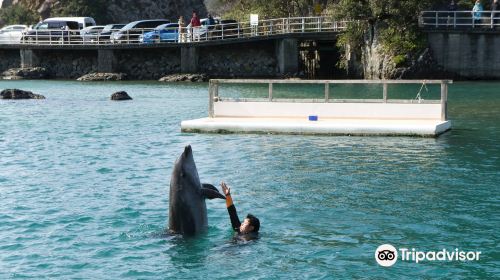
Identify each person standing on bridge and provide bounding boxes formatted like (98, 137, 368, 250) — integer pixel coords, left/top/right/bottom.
(492, 0, 499, 28)
(178, 16, 186, 43)
(190, 10, 201, 41)
(472, 0, 484, 27)
(447, 0, 457, 27)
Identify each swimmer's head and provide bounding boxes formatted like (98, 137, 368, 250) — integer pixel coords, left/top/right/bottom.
(240, 214, 260, 234)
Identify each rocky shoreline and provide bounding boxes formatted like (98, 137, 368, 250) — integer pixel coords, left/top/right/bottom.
(1, 67, 49, 80)
(77, 73, 127, 81)
(158, 73, 208, 82)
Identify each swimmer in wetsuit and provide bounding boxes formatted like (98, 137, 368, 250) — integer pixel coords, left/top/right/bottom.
(220, 181, 260, 237)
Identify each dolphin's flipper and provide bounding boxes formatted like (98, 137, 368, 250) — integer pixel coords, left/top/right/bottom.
(202, 184, 219, 192)
(201, 188, 226, 199)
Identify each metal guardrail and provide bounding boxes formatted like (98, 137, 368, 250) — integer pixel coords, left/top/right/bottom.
(420, 10, 500, 29)
(1, 16, 347, 46)
(208, 79, 452, 121)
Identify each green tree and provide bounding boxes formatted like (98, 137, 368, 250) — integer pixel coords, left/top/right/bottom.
(50, 0, 110, 24)
(0, 5, 40, 27)
(331, 0, 447, 69)
(215, 0, 318, 21)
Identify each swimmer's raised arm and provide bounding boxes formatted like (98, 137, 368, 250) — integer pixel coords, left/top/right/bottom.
(221, 181, 230, 197)
(221, 181, 241, 232)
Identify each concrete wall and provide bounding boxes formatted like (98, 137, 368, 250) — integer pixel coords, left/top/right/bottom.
(214, 102, 443, 120)
(0, 49, 20, 72)
(114, 48, 181, 80)
(0, 43, 283, 79)
(36, 50, 98, 79)
(427, 31, 500, 79)
(198, 41, 277, 77)
(0, 36, 341, 79)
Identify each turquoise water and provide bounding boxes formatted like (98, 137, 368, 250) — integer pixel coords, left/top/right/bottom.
(0, 80, 498, 279)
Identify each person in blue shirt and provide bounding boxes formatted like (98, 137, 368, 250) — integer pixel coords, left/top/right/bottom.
(207, 14, 216, 27)
(472, 0, 484, 26)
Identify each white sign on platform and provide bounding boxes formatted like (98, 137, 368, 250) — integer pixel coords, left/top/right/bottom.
(250, 14, 259, 26)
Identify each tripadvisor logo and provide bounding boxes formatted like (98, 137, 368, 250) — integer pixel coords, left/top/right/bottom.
(375, 244, 398, 267)
(375, 244, 482, 267)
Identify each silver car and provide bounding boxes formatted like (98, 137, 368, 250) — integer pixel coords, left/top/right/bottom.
(0, 25, 28, 44)
(80, 25, 105, 43)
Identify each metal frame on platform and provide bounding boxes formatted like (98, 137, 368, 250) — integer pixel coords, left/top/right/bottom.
(208, 79, 452, 121)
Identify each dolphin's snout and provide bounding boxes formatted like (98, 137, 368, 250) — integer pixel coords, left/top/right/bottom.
(183, 145, 192, 157)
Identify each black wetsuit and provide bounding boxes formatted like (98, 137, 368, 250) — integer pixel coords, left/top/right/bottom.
(225, 194, 258, 240)
(227, 201, 242, 233)
(225, 193, 242, 232)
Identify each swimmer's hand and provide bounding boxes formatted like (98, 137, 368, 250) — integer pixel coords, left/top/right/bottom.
(221, 181, 230, 196)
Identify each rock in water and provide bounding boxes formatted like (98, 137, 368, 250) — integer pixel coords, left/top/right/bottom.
(1, 67, 48, 80)
(77, 73, 127, 81)
(0, 89, 46, 99)
(110, 91, 132, 101)
(158, 73, 208, 82)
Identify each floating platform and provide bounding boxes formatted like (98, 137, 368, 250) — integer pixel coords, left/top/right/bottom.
(181, 79, 453, 137)
(181, 117, 451, 137)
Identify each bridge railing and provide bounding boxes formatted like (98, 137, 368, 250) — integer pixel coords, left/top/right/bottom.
(189, 17, 347, 42)
(10, 16, 347, 46)
(420, 10, 500, 29)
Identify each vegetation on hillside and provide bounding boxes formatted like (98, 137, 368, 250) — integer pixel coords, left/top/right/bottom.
(211, 0, 488, 71)
(49, 0, 110, 23)
(208, 0, 325, 21)
(330, 0, 482, 68)
(0, 5, 39, 27)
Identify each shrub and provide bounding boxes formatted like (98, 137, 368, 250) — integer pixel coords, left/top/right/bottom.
(0, 5, 39, 27)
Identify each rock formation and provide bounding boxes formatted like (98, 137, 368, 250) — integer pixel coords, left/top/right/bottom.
(159, 73, 208, 82)
(77, 72, 127, 81)
(1, 67, 48, 79)
(110, 91, 132, 101)
(358, 23, 447, 80)
(0, 88, 45, 99)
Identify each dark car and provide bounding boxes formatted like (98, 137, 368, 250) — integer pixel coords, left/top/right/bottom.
(98, 24, 126, 42)
(111, 20, 170, 43)
(23, 20, 80, 43)
(212, 19, 240, 39)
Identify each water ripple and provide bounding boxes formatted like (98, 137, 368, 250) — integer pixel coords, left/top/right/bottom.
(0, 80, 498, 279)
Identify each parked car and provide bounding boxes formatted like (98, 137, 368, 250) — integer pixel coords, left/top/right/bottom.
(23, 20, 80, 43)
(44, 17, 96, 29)
(0, 25, 28, 44)
(98, 24, 126, 41)
(186, 17, 220, 41)
(80, 25, 105, 43)
(139, 23, 179, 43)
(213, 19, 240, 39)
(111, 19, 170, 43)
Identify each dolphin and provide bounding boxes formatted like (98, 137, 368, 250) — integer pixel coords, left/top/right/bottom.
(168, 145, 225, 236)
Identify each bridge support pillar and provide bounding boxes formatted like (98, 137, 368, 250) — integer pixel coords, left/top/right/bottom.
(98, 49, 117, 73)
(276, 38, 299, 75)
(181, 46, 199, 73)
(20, 49, 39, 68)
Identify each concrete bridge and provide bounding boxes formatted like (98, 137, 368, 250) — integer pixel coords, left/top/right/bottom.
(0, 17, 347, 79)
(420, 11, 500, 79)
(3, 12, 498, 80)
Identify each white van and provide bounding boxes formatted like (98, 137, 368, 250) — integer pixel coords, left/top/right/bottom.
(44, 17, 96, 30)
